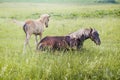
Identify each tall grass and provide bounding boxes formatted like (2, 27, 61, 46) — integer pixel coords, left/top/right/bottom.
(0, 3, 120, 80)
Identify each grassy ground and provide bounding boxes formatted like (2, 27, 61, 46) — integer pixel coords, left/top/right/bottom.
(0, 3, 120, 80)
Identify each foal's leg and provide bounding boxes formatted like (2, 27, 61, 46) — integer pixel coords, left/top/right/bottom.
(40, 33, 42, 40)
(23, 33, 31, 53)
(36, 33, 42, 50)
(35, 35, 38, 45)
(35, 35, 39, 50)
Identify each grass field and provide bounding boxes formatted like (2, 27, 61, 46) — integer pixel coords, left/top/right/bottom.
(0, 2, 120, 80)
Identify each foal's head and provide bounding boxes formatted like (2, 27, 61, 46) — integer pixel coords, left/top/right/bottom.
(40, 14, 50, 28)
(89, 28, 101, 45)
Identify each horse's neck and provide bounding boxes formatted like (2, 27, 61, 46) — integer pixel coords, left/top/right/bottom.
(36, 18, 45, 24)
(83, 34, 90, 40)
(35, 19, 46, 28)
(82, 30, 91, 41)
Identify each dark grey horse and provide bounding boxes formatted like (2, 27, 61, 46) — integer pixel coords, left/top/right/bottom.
(68, 28, 101, 49)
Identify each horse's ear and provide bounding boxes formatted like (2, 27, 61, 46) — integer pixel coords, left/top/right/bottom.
(90, 28, 93, 34)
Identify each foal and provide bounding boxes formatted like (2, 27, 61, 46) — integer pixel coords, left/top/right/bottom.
(68, 28, 101, 49)
(23, 14, 50, 51)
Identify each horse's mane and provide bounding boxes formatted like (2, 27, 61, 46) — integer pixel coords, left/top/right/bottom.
(68, 28, 92, 38)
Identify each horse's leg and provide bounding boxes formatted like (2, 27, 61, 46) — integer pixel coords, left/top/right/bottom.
(35, 35, 38, 46)
(39, 33, 42, 40)
(23, 33, 31, 53)
(35, 33, 42, 50)
(77, 42, 83, 50)
(36, 33, 42, 50)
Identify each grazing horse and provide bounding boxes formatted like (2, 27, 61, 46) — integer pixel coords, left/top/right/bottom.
(23, 14, 50, 51)
(68, 28, 101, 49)
(37, 36, 79, 51)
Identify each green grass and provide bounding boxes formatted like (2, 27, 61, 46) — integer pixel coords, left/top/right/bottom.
(0, 3, 120, 80)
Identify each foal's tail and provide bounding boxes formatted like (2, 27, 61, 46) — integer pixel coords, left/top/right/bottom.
(23, 23, 27, 34)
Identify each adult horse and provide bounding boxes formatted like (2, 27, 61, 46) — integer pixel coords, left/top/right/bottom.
(23, 14, 50, 51)
(68, 28, 101, 49)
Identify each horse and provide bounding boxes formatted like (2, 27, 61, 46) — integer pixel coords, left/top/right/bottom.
(37, 36, 80, 51)
(68, 28, 101, 49)
(23, 14, 50, 51)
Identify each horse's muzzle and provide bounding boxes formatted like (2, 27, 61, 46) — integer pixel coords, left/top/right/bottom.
(96, 41, 101, 45)
(46, 25, 48, 28)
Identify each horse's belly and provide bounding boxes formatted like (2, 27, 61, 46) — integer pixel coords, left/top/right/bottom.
(33, 26, 43, 34)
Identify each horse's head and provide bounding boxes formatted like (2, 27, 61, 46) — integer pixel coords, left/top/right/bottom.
(40, 14, 50, 28)
(89, 28, 101, 45)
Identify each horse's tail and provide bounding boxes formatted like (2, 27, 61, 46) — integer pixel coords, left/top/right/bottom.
(37, 43, 44, 50)
(23, 23, 27, 34)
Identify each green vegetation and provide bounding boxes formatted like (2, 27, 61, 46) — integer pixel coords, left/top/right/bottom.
(0, 3, 120, 80)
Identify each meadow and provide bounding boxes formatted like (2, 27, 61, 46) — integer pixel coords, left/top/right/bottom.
(0, 2, 120, 80)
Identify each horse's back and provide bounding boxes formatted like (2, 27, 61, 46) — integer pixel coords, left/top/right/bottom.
(68, 30, 82, 38)
(23, 19, 44, 34)
(39, 36, 70, 47)
(40, 36, 65, 43)
(68, 28, 90, 39)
